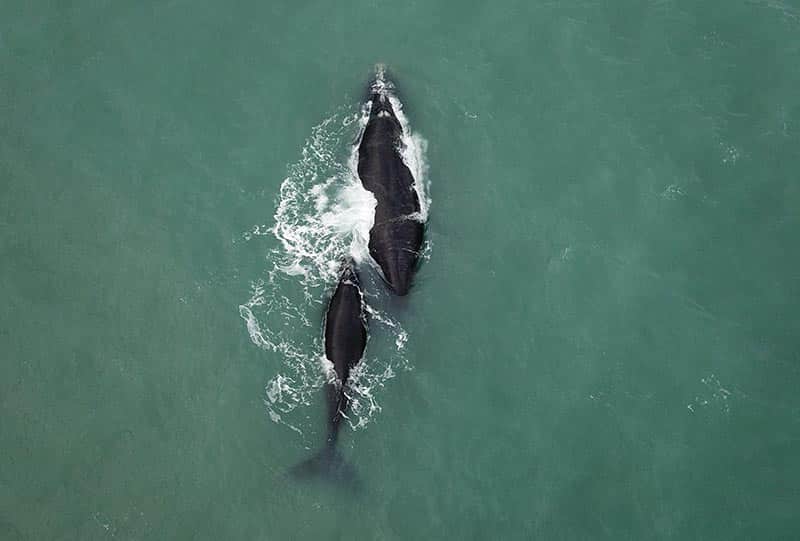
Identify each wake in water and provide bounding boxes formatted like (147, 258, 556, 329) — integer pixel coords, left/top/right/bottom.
(239, 76, 430, 443)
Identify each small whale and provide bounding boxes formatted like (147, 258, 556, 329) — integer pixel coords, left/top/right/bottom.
(291, 260, 367, 483)
(357, 69, 425, 295)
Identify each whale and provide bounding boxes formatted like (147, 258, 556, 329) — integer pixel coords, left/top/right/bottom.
(357, 71, 425, 296)
(292, 260, 367, 481)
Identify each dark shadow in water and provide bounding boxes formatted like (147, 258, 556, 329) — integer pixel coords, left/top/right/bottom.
(287, 445, 364, 496)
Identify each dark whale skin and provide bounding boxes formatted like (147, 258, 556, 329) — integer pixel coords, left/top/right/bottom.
(357, 86, 424, 296)
(290, 262, 366, 484)
(322, 263, 367, 445)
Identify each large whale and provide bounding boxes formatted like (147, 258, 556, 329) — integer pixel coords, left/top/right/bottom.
(357, 72, 425, 296)
(292, 260, 366, 481)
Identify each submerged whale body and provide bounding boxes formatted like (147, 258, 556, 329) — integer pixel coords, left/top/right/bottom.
(292, 261, 366, 482)
(357, 71, 425, 296)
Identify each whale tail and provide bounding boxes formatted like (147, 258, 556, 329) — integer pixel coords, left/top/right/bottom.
(290, 441, 360, 488)
(290, 383, 359, 486)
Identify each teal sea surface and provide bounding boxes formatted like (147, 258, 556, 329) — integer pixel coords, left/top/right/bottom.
(2, 1, 800, 539)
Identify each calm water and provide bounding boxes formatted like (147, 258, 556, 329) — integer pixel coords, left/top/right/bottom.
(3, 1, 800, 539)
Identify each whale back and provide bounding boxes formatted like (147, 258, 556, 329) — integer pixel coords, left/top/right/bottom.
(357, 88, 424, 295)
(324, 264, 366, 384)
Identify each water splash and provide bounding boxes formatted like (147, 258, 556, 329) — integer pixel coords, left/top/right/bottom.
(687, 373, 734, 414)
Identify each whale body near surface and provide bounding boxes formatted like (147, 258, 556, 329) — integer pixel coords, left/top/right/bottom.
(291, 261, 366, 481)
(356, 73, 425, 296)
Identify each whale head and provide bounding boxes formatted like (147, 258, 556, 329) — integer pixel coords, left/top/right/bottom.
(365, 65, 399, 118)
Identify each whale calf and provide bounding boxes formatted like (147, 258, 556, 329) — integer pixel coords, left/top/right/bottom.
(357, 71, 425, 295)
(292, 261, 366, 481)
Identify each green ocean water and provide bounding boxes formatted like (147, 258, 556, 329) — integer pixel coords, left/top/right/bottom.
(3, 0, 800, 539)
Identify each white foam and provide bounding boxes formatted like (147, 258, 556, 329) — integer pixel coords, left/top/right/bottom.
(270, 109, 379, 286)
